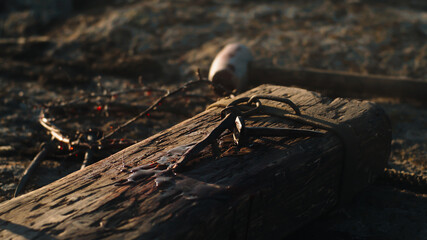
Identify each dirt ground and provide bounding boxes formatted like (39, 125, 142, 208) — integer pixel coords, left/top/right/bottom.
(0, 0, 426, 239)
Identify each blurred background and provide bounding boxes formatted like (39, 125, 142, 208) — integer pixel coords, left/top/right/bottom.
(0, 0, 426, 239)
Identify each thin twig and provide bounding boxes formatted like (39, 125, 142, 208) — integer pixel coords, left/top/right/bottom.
(56, 87, 168, 107)
(14, 141, 54, 197)
(81, 149, 93, 169)
(98, 78, 213, 142)
(39, 111, 72, 144)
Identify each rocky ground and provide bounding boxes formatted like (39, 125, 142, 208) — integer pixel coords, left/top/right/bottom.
(0, 0, 426, 239)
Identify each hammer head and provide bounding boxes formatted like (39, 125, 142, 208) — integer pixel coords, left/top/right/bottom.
(208, 43, 253, 94)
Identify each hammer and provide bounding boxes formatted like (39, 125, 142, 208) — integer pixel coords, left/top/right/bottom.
(208, 43, 427, 104)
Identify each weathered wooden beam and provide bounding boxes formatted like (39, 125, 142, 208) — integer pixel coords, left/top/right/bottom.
(249, 63, 427, 105)
(0, 85, 391, 239)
